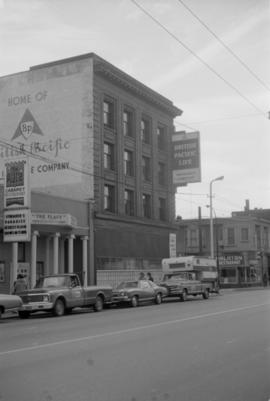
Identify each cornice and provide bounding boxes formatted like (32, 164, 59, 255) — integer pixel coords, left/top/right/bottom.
(94, 60, 182, 118)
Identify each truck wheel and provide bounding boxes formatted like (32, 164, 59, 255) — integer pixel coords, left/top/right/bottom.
(180, 289, 188, 302)
(94, 296, 104, 312)
(202, 289, 209, 299)
(131, 295, 138, 307)
(53, 299, 65, 317)
(19, 311, 30, 319)
(155, 293, 162, 305)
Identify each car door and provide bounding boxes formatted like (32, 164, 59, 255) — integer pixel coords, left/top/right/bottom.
(139, 280, 155, 301)
(69, 275, 84, 307)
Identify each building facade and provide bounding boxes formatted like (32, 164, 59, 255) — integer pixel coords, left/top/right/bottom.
(0, 53, 182, 293)
(176, 211, 270, 287)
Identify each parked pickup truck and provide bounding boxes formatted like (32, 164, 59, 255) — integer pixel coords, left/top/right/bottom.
(18, 274, 113, 318)
(159, 272, 211, 301)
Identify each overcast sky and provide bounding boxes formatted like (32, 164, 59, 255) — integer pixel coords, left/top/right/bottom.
(0, 0, 269, 219)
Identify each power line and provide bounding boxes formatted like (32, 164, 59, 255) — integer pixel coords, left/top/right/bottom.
(176, 0, 270, 93)
(176, 112, 264, 126)
(130, 0, 268, 117)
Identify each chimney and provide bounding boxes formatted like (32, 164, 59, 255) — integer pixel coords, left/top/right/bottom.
(244, 199, 250, 212)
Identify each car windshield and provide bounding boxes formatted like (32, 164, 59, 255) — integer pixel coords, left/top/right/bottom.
(35, 276, 69, 288)
(116, 281, 138, 289)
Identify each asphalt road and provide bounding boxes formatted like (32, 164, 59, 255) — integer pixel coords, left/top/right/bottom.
(1, 289, 270, 401)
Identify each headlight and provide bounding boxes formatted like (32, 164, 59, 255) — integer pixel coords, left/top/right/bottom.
(120, 291, 127, 296)
(43, 295, 50, 302)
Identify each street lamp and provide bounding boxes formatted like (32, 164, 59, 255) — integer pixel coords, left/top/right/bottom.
(209, 176, 224, 258)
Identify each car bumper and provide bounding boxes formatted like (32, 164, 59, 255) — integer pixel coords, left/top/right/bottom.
(19, 302, 54, 312)
(112, 295, 130, 303)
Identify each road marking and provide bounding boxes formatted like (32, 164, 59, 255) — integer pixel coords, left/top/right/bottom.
(0, 302, 269, 356)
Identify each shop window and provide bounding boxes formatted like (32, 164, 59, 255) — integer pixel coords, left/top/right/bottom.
(104, 184, 115, 213)
(142, 193, 151, 218)
(124, 150, 134, 176)
(104, 142, 115, 170)
(142, 156, 151, 181)
(124, 189, 135, 216)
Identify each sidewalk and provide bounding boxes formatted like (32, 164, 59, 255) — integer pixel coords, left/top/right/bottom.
(220, 286, 269, 293)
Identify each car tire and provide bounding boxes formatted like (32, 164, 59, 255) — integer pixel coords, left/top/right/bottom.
(130, 295, 138, 307)
(53, 299, 65, 317)
(155, 293, 162, 305)
(0, 308, 3, 319)
(18, 311, 30, 319)
(180, 289, 188, 302)
(202, 289, 209, 300)
(94, 296, 104, 312)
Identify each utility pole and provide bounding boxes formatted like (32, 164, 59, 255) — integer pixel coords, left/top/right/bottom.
(198, 206, 202, 255)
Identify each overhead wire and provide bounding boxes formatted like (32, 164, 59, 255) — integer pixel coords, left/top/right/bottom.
(130, 0, 268, 118)
(176, 0, 270, 93)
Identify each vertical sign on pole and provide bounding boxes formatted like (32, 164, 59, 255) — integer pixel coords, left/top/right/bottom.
(172, 131, 201, 187)
(3, 157, 31, 242)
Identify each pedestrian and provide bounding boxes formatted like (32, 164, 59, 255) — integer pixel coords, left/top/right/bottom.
(138, 272, 145, 280)
(13, 274, 28, 294)
(147, 272, 154, 282)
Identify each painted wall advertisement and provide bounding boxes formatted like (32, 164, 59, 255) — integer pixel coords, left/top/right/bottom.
(172, 131, 201, 186)
(0, 60, 94, 200)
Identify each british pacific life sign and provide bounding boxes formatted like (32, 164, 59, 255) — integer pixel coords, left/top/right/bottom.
(172, 131, 201, 186)
(0, 58, 94, 201)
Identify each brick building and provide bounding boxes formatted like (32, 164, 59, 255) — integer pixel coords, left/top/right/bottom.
(0, 53, 182, 293)
(176, 207, 270, 287)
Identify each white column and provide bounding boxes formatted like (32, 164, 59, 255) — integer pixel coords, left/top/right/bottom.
(53, 233, 60, 274)
(81, 236, 88, 286)
(45, 237, 50, 275)
(31, 231, 39, 288)
(68, 234, 75, 273)
(59, 238, 65, 274)
(11, 242, 18, 293)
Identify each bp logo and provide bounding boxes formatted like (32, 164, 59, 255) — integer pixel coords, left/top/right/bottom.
(12, 108, 43, 140)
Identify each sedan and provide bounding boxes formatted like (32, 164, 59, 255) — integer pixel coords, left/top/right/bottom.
(0, 293, 23, 319)
(112, 279, 168, 307)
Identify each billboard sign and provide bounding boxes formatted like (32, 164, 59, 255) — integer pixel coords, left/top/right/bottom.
(172, 131, 201, 186)
(3, 209, 31, 242)
(4, 157, 30, 208)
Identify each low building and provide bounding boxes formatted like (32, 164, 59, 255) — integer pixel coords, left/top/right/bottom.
(176, 208, 270, 287)
(0, 53, 182, 293)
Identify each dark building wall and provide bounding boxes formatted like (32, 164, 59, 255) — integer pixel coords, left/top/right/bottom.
(92, 63, 176, 222)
